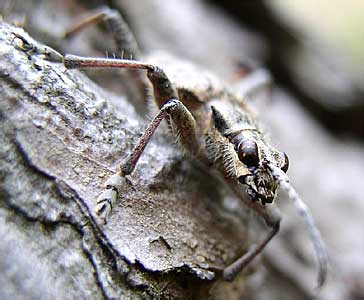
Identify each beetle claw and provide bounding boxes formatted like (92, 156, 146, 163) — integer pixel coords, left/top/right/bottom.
(95, 173, 127, 223)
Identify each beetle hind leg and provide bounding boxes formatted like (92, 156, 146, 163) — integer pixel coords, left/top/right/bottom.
(64, 6, 141, 59)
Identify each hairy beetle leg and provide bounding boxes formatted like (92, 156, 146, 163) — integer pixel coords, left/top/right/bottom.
(95, 99, 196, 223)
(60, 54, 200, 222)
(223, 221, 280, 281)
(94, 99, 175, 222)
(64, 55, 154, 71)
(219, 178, 282, 281)
(63, 6, 149, 110)
(64, 6, 141, 59)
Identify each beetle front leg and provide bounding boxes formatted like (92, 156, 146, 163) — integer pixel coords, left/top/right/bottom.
(95, 99, 175, 220)
(223, 213, 280, 281)
(95, 95, 199, 223)
(96, 98, 176, 222)
(221, 179, 282, 281)
(96, 98, 189, 223)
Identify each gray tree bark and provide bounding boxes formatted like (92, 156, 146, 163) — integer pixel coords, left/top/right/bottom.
(2, 1, 364, 300)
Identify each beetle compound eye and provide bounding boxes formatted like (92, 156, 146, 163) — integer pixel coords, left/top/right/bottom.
(238, 139, 259, 168)
(281, 152, 289, 172)
(238, 175, 247, 185)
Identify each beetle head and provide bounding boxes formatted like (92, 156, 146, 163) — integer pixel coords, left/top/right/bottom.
(234, 134, 289, 205)
(210, 105, 289, 205)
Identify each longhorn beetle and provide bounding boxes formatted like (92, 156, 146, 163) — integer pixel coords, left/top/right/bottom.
(15, 6, 328, 287)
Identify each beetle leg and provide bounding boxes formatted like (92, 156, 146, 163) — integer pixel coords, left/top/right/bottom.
(95, 98, 177, 222)
(221, 178, 282, 281)
(223, 219, 280, 281)
(62, 7, 148, 110)
(64, 6, 141, 59)
(67, 55, 201, 221)
(63, 54, 153, 69)
(95, 98, 198, 223)
(63, 55, 201, 155)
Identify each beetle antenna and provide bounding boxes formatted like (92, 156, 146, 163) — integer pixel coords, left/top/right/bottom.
(269, 164, 329, 288)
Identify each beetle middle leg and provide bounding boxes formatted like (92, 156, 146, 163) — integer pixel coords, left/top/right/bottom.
(62, 55, 200, 221)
